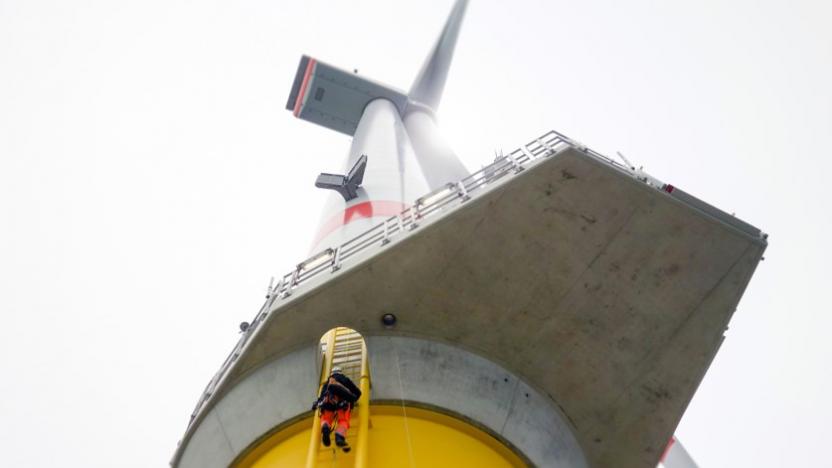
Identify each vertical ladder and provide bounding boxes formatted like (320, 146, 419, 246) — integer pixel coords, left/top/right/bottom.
(305, 328, 371, 468)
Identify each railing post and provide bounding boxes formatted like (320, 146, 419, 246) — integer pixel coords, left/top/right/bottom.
(265, 276, 274, 298)
(537, 138, 555, 157)
(409, 206, 419, 230)
(331, 247, 342, 272)
(273, 278, 285, 299)
(381, 218, 391, 245)
(457, 181, 470, 201)
(506, 151, 524, 173)
(282, 269, 299, 298)
(521, 145, 536, 161)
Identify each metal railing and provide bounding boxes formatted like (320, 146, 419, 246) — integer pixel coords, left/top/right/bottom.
(175, 128, 643, 451)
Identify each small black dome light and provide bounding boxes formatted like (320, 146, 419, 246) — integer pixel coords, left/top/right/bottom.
(381, 313, 397, 328)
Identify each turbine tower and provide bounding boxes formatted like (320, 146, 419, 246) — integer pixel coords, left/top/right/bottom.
(171, 2, 766, 467)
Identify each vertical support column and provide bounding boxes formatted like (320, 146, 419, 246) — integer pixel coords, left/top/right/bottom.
(305, 330, 336, 468)
(353, 341, 371, 468)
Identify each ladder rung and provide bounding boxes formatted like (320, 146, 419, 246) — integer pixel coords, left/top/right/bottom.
(333, 341, 362, 349)
(333, 353, 363, 360)
(332, 361, 361, 366)
(336, 340, 360, 346)
(335, 332, 361, 338)
(334, 340, 363, 347)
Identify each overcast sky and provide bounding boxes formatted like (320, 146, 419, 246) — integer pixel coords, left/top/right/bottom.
(1, 1, 830, 467)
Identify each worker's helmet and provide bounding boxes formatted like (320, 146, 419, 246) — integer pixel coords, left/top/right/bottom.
(331, 366, 343, 374)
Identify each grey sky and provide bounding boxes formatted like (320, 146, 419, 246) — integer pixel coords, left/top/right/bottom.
(1, 0, 830, 466)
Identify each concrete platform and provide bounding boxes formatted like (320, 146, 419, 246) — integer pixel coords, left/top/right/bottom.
(174, 144, 765, 468)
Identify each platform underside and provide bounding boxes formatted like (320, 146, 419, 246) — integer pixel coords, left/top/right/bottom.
(210, 147, 764, 467)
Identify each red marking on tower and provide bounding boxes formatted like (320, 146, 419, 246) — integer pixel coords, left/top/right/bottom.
(313, 200, 407, 248)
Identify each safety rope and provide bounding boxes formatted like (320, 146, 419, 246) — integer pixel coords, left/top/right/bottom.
(393, 341, 416, 468)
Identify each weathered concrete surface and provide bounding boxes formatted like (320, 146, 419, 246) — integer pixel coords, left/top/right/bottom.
(177, 345, 319, 468)
(177, 147, 765, 468)
(177, 336, 588, 467)
(368, 336, 588, 467)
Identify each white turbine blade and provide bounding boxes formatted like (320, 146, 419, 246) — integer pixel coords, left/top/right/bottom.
(408, 0, 468, 111)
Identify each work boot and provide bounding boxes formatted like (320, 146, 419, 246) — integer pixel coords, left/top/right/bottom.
(335, 433, 350, 452)
(321, 424, 331, 447)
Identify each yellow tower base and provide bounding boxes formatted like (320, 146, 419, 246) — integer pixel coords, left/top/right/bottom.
(235, 405, 525, 468)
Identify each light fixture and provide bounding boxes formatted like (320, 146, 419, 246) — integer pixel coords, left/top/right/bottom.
(415, 183, 457, 209)
(381, 313, 397, 328)
(298, 248, 334, 272)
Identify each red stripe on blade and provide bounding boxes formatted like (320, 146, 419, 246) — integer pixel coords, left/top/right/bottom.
(293, 58, 316, 117)
(660, 436, 676, 463)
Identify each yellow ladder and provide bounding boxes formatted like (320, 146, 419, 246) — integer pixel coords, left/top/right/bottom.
(305, 328, 371, 468)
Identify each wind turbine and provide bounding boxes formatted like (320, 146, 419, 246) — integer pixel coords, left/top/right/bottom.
(286, 0, 470, 252)
(171, 2, 764, 467)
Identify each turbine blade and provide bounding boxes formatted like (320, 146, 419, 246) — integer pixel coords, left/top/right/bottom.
(408, 0, 468, 111)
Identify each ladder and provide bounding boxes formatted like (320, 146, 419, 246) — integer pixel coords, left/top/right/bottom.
(305, 327, 371, 468)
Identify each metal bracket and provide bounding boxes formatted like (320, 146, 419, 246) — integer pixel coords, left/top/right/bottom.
(506, 152, 524, 173)
(315, 154, 368, 201)
(537, 138, 555, 157)
(331, 247, 342, 272)
(409, 206, 420, 230)
(381, 218, 391, 245)
(457, 181, 470, 201)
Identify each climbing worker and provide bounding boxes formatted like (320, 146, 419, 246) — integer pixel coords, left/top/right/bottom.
(312, 366, 362, 451)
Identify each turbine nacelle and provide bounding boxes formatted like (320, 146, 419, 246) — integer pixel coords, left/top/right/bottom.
(285, 56, 408, 136)
(285, 0, 468, 135)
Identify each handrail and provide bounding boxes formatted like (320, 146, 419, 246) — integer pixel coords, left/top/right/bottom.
(305, 329, 336, 468)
